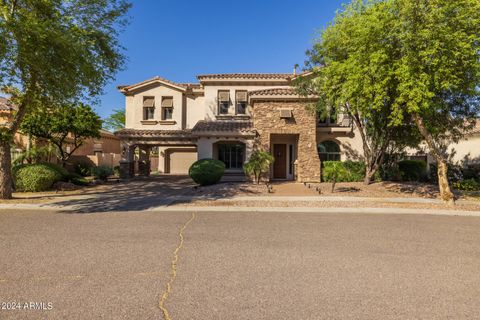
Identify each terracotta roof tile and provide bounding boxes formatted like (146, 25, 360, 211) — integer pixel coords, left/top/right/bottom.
(192, 120, 255, 134)
(114, 128, 193, 138)
(197, 73, 292, 80)
(248, 88, 298, 96)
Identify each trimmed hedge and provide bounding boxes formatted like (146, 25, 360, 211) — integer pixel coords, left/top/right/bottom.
(13, 163, 64, 192)
(41, 162, 69, 181)
(189, 158, 225, 186)
(398, 160, 427, 182)
(322, 161, 366, 182)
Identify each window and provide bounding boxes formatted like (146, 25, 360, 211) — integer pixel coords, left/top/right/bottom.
(318, 107, 337, 126)
(143, 97, 155, 120)
(217, 143, 245, 169)
(218, 91, 230, 114)
(318, 141, 341, 161)
(161, 97, 173, 120)
(235, 91, 247, 114)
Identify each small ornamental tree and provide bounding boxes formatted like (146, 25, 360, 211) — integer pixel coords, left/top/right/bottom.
(244, 151, 275, 184)
(20, 103, 102, 166)
(322, 161, 349, 193)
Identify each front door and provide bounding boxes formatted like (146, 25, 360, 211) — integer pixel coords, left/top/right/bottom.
(273, 144, 287, 179)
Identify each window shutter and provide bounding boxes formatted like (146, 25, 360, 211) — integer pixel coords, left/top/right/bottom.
(161, 97, 173, 108)
(235, 91, 247, 102)
(143, 97, 155, 107)
(218, 91, 230, 102)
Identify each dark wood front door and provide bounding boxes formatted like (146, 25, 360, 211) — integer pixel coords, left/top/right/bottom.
(273, 144, 287, 179)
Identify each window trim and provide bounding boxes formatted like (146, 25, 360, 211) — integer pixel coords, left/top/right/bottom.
(143, 96, 155, 120)
(218, 90, 230, 115)
(318, 140, 341, 162)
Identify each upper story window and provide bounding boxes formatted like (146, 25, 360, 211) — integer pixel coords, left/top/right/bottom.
(318, 107, 337, 126)
(218, 91, 230, 114)
(235, 91, 247, 114)
(161, 97, 173, 120)
(143, 97, 155, 120)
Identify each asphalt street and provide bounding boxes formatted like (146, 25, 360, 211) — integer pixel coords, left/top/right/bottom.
(1, 209, 480, 319)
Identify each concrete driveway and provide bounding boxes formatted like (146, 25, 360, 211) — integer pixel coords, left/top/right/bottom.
(1, 209, 480, 319)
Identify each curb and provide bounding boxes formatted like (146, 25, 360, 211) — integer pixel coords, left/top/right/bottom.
(1, 203, 479, 217)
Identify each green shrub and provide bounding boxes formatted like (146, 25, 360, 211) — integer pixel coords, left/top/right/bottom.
(113, 165, 120, 177)
(13, 163, 63, 192)
(462, 165, 480, 181)
(398, 160, 427, 181)
(91, 165, 113, 181)
(40, 162, 69, 181)
(67, 173, 90, 186)
(452, 179, 480, 191)
(381, 164, 402, 181)
(189, 158, 225, 186)
(322, 161, 366, 182)
(75, 162, 94, 177)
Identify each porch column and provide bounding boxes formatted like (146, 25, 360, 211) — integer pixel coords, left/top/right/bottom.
(138, 145, 151, 177)
(119, 143, 135, 179)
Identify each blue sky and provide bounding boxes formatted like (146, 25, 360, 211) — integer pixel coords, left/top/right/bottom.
(96, 0, 347, 119)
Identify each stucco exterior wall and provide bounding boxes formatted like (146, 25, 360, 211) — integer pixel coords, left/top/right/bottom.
(185, 95, 205, 129)
(125, 84, 186, 130)
(448, 135, 480, 165)
(203, 85, 290, 120)
(317, 128, 365, 161)
(253, 101, 321, 182)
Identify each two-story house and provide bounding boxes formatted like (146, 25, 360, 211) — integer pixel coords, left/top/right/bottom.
(116, 72, 366, 182)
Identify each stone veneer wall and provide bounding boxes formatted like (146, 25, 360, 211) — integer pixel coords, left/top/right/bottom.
(252, 101, 321, 182)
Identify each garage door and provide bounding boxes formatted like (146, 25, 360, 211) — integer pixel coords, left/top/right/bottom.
(169, 150, 197, 174)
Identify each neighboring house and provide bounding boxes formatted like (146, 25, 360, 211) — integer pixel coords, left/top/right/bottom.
(115, 73, 364, 182)
(0, 97, 121, 165)
(448, 120, 480, 165)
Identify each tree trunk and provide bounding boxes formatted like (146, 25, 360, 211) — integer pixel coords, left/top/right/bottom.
(331, 179, 336, 193)
(0, 140, 13, 199)
(364, 168, 375, 185)
(436, 158, 455, 206)
(412, 113, 455, 205)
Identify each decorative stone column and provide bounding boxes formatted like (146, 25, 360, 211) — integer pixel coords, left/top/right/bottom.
(138, 145, 151, 177)
(119, 143, 135, 179)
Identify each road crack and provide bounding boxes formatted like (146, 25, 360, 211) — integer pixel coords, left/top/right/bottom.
(159, 212, 196, 320)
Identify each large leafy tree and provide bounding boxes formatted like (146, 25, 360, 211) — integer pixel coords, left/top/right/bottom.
(389, 0, 480, 205)
(103, 108, 125, 132)
(0, 0, 130, 198)
(295, 0, 419, 184)
(21, 103, 102, 166)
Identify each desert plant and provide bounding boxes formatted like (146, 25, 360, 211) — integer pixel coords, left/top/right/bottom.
(189, 159, 225, 186)
(67, 173, 90, 186)
(91, 165, 114, 181)
(452, 179, 480, 192)
(13, 163, 64, 192)
(322, 161, 349, 192)
(398, 160, 428, 182)
(243, 151, 275, 184)
(75, 162, 94, 177)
